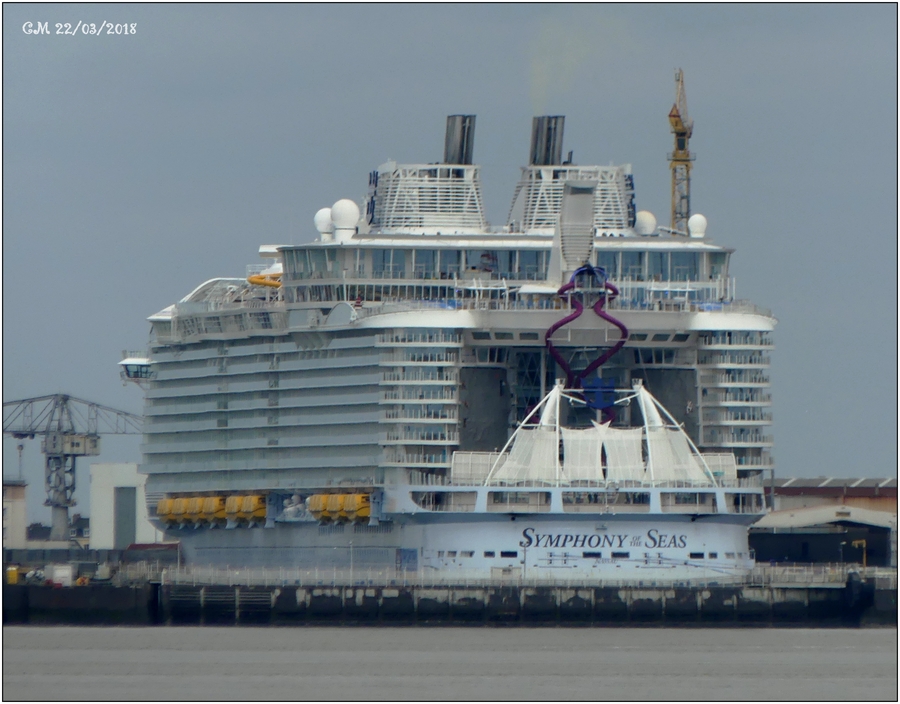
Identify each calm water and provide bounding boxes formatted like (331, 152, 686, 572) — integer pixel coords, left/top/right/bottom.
(3, 626, 896, 701)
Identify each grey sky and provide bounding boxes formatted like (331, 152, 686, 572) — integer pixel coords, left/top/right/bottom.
(3, 4, 897, 523)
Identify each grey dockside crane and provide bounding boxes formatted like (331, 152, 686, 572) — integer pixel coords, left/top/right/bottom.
(3, 394, 143, 541)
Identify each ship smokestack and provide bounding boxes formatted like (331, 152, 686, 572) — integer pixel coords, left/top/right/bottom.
(529, 115, 565, 166)
(443, 114, 476, 165)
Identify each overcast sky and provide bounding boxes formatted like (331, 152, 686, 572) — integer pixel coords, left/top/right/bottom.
(3, 3, 897, 523)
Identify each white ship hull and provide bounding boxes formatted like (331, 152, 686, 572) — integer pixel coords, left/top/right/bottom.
(170, 507, 757, 581)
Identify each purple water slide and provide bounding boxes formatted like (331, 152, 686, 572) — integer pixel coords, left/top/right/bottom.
(543, 267, 629, 391)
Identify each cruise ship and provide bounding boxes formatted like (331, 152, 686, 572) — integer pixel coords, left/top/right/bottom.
(123, 108, 775, 580)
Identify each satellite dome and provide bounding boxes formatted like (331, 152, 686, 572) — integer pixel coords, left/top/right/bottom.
(635, 210, 657, 236)
(331, 199, 360, 230)
(688, 213, 708, 238)
(314, 208, 334, 234)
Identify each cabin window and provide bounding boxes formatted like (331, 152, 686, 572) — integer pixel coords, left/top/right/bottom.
(672, 333, 690, 342)
(689, 552, 705, 559)
(583, 552, 602, 559)
(461, 551, 474, 558)
(519, 332, 539, 340)
(611, 552, 630, 559)
(483, 551, 495, 558)
(500, 551, 518, 558)
(708, 552, 718, 559)
(447, 551, 457, 558)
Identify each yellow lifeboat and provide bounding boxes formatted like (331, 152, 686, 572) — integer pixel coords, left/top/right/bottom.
(202, 496, 227, 524)
(225, 495, 245, 523)
(156, 498, 175, 526)
(242, 495, 267, 521)
(186, 497, 205, 524)
(325, 494, 347, 522)
(307, 494, 329, 522)
(343, 494, 371, 522)
(171, 498, 189, 525)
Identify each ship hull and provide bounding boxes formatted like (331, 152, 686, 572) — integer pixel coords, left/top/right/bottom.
(167, 511, 757, 581)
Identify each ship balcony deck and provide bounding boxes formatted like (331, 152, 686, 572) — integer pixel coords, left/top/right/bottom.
(384, 430, 459, 445)
(375, 332, 463, 347)
(381, 389, 458, 403)
(381, 371, 459, 384)
(383, 409, 459, 422)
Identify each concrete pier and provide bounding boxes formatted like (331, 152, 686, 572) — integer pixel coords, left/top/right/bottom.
(4, 575, 896, 627)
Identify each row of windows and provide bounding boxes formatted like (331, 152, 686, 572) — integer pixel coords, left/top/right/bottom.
(283, 247, 729, 284)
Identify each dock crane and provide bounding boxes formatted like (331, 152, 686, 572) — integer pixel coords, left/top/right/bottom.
(3, 394, 143, 541)
(668, 68, 695, 236)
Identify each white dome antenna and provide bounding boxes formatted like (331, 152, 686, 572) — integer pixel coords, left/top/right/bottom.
(331, 199, 360, 243)
(314, 207, 334, 242)
(688, 213, 707, 238)
(635, 210, 658, 236)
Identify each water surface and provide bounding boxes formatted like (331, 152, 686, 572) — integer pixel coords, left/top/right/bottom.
(4, 626, 896, 701)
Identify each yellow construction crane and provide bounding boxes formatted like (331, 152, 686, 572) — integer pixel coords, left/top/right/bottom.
(668, 69, 695, 235)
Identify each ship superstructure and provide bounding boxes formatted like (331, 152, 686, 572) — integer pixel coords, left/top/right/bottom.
(128, 108, 774, 579)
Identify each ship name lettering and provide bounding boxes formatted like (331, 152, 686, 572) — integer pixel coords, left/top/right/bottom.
(519, 528, 630, 550)
(644, 529, 687, 549)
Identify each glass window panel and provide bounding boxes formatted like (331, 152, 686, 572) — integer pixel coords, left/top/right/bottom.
(465, 250, 499, 273)
(309, 249, 328, 274)
(596, 250, 618, 279)
(415, 250, 436, 278)
(495, 250, 513, 276)
(671, 252, 699, 281)
(648, 251, 668, 280)
(518, 250, 539, 279)
(621, 252, 644, 280)
(708, 252, 728, 279)
(392, 250, 407, 278)
(372, 249, 388, 276)
(439, 250, 460, 278)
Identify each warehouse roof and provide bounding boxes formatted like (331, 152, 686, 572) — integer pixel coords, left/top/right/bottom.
(754, 505, 897, 531)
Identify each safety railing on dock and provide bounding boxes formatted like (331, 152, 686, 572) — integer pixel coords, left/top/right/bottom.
(112, 562, 897, 591)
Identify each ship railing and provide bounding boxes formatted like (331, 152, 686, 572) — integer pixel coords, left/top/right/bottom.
(384, 351, 460, 364)
(152, 563, 893, 590)
(385, 430, 459, 443)
(350, 294, 775, 318)
(376, 332, 463, 346)
(382, 389, 458, 402)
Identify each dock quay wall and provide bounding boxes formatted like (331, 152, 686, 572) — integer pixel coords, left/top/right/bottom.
(4, 576, 896, 627)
